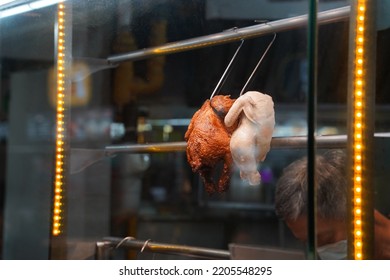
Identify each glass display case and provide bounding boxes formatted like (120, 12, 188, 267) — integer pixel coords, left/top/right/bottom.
(0, 0, 389, 260)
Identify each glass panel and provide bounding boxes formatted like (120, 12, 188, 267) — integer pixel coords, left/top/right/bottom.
(1, 0, 388, 260)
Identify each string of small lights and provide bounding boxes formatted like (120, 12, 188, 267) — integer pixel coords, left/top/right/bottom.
(52, 1, 66, 237)
(352, 0, 367, 260)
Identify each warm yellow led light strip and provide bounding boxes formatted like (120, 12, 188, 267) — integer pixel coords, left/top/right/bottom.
(352, 0, 366, 260)
(52, 1, 66, 237)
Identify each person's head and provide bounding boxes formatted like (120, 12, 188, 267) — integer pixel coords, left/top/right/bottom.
(275, 149, 348, 247)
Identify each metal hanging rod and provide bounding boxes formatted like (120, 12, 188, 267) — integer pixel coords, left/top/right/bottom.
(105, 134, 347, 154)
(99, 237, 230, 260)
(104, 133, 390, 154)
(107, 6, 350, 63)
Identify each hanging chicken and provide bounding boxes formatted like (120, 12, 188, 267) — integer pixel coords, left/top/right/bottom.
(224, 91, 275, 186)
(184, 95, 238, 194)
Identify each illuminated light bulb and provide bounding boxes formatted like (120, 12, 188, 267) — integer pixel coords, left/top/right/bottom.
(356, 253, 362, 259)
(356, 101, 362, 107)
(356, 90, 362, 96)
(356, 155, 361, 161)
(359, 16, 364, 21)
(356, 80, 363, 86)
(356, 123, 362, 128)
(356, 143, 362, 149)
(358, 37, 363, 43)
(356, 197, 361, 204)
(357, 58, 363, 63)
(356, 230, 362, 236)
(356, 165, 361, 171)
(356, 176, 361, 182)
(356, 187, 362, 192)
(358, 26, 364, 32)
(356, 208, 362, 215)
(358, 48, 363, 54)
(357, 69, 363, 75)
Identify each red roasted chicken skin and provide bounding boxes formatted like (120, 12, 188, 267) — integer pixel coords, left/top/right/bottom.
(184, 95, 237, 194)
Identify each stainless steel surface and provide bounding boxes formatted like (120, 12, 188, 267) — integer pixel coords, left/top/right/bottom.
(95, 241, 113, 260)
(105, 141, 187, 154)
(104, 135, 349, 154)
(107, 6, 350, 63)
(101, 237, 230, 259)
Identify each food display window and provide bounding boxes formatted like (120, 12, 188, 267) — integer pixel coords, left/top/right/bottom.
(0, 0, 389, 260)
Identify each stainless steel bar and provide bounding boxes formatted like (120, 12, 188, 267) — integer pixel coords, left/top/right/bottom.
(105, 141, 187, 154)
(104, 135, 348, 154)
(95, 241, 113, 260)
(102, 237, 230, 259)
(107, 6, 350, 63)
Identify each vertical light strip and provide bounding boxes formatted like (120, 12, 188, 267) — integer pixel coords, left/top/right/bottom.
(352, 0, 367, 260)
(52, 1, 66, 237)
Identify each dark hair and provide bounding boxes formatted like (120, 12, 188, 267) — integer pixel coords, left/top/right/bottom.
(275, 149, 347, 221)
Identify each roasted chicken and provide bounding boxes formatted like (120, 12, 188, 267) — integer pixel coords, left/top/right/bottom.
(224, 91, 275, 185)
(185, 95, 237, 194)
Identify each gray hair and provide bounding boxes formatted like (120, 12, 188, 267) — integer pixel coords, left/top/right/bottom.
(275, 149, 347, 221)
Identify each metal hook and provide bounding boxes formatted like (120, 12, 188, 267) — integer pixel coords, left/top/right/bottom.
(140, 239, 152, 253)
(210, 39, 245, 100)
(239, 32, 277, 96)
(115, 236, 135, 249)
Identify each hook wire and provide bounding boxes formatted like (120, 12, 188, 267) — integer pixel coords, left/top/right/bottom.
(239, 33, 277, 96)
(115, 236, 135, 249)
(140, 239, 152, 253)
(210, 39, 245, 100)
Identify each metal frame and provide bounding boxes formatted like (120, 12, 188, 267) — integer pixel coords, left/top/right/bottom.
(107, 6, 350, 63)
(96, 237, 230, 260)
(104, 134, 390, 155)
